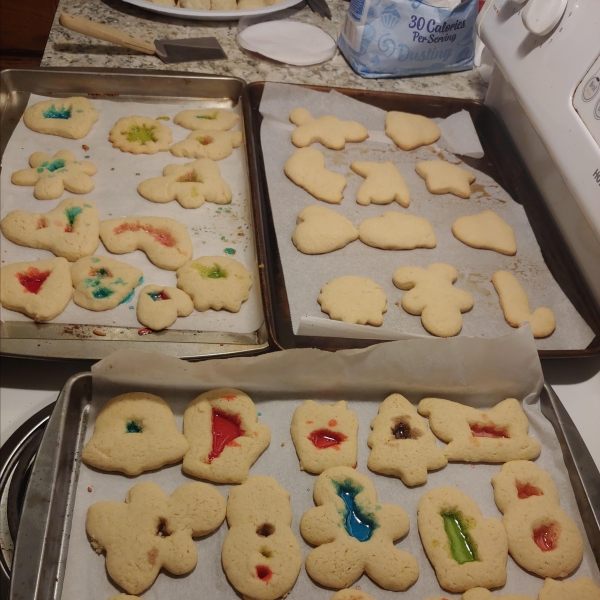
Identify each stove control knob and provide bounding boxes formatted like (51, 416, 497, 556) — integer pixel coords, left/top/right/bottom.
(522, 0, 568, 36)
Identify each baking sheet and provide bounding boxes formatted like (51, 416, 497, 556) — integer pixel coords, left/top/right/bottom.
(258, 82, 594, 350)
(0, 93, 263, 334)
(60, 327, 600, 600)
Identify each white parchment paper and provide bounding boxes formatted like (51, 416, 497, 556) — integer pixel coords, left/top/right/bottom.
(0, 94, 263, 334)
(60, 328, 600, 600)
(258, 83, 594, 350)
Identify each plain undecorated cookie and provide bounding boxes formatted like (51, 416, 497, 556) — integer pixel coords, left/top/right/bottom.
(136, 285, 194, 331)
(538, 578, 600, 600)
(359, 212, 436, 250)
(385, 111, 441, 150)
(292, 205, 358, 254)
(416, 160, 476, 198)
(452, 210, 517, 255)
(23, 96, 98, 139)
(109, 116, 172, 154)
(174, 108, 239, 131)
(330, 591, 377, 600)
(350, 161, 410, 207)
(170, 129, 243, 160)
(290, 108, 368, 150)
(318, 275, 387, 326)
(462, 588, 534, 600)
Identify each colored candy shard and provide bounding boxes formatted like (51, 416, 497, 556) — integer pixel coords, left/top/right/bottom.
(196, 112, 218, 119)
(209, 409, 244, 463)
(332, 479, 377, 542)
(309, 429, 347, 449)
(64, 205, 83, 232)
(17, 267, 51, 294)
(470, 423, 509, 438)
(192, 263, 228, 279)
(392, 418, 421, 439)
(255, 565, 273, 582)
(533, 523, 559, 552)
(224, 247, 236, 255)
(93, 287, 114, 299)
(516, 481, 543, 499)
(126, 126, 157, 144)
(113, 222, 176, 247)
(126, 420, 142, 433)
(37, 158, 67, 173)
(42, 105, 72, 119)
(441, 510, 478, 564)
(148, 290, 170, 301)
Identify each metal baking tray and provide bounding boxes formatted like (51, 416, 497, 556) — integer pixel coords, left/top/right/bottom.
(0, 68, 271, 361)
(7, 373, 600, 598)
(243, 82, 600, 358)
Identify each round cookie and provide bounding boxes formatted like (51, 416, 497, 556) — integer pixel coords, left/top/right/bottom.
(136, 285, 193, 331)
(170, 130, 243, 160)
(174, 108, 239, 131)
(331, 591, 377, 600)
(109, 116, 172, 154)
(23, 96, 98, 139)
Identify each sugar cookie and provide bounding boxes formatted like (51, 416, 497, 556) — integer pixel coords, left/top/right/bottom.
(350, 161, 410, 207)
(174, 108, 239, 131)
(416, 160, 476, 198)
(330, 591, 377, 600)
(109, 116, 172, 154)
(292, 205, 358, 254)
(23, 96, 98, 139)
(170, 129, 243, 160)
(462, 588, 534, 600)
(290, 108, 368, 150)
(452, 211, 517, 255)
(538, 578, 600, 600)
(136, 285, 193, 331)
(385, 111, 441, 150)
(359, 212, 436, 250)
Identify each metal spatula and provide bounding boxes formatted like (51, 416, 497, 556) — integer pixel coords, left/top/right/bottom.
(59, 13, 227, 63)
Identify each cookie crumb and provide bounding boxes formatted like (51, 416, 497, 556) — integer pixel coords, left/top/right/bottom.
(281, 442, 285, 447)
(93, 329, 107, 336)
(82, 144, 90, 151)
(87, 486, 93, 492)
(258, 263, 264, 269)
(395, 301, 400, 306)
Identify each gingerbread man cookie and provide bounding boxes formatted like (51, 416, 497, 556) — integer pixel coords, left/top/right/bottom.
(99, 216, 193, 271)
(350, 162, 410, 207)
(418, 398, 541, 462)
(418, 487, 508, 593)
(301, 466, 419, 591)
(174, 108, 239, 131)
(0, 257, 72, 321)
(86, 481, 225, 595)
(331, 591, 377, 600)
(385, 111, 441, 150)
(137, 158, 232, 209)
(1, 198, 100, 262)
(491, 461, 583, 578)
(285, 147, 347, 204)
(170, 130, 243, 160)
(11, 150, 97, 200)
(538, 578, 600, 600)
(182, 388, 270, 483)
(367, 393, 447, 486)
(392, 263, 473, 337)
(222, 476, 302, 600)
(81, 392, 189, 475)
(136, 285, 193, 331)
(71, 255, 143, 311)
(23, 96, 98, 139)
(290, 108, 368, 150)
(291, 400, 358, 474)
(416, 161, 476, 199)
(109, 116, 172, 154)
(452, 211, 517, 256)
(359, 212, 436, 250)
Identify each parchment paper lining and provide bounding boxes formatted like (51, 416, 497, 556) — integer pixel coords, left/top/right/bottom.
(60, 328, 600, 600)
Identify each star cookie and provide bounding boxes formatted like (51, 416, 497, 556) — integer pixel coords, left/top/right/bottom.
(170, 130, 243, 160)
(452, 211, 517, 255)
(385, 111, 441, 150)
(174, 108, 239, 131)
(290, 108, 368, 150)
(136, 285, 193, 331)
(109, 116, 172, 154)
(350, 161, 410, 207)
(23, 96, 98, 139)
(416, 160, 476, 199)
(359, 212, 436, 250)
(292, 205, 358, 254)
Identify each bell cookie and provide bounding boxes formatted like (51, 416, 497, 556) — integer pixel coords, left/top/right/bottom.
(222, 476, 302, 600)
(491, 461, 583, 578)
(137, 158, 232, 209)
(367, 393, 447, 486)
(136, 284, 193, 331)
(71, 255, 143, 311)
(330, 591, 377, 600)
(285, 147, 347, 204)
(290, 400, 358, 474)
(392, 263, 473, 337)
(176, 255, 252, 312)
(359, 212, 436, 250)
(418, 487, 508, 593)
(350, 161, 410, 207)
(318, 275, 387, 326)
(292, 205, 358, 255)
(416, 160, 476, 199)
(290, 108, 368, 150)
(1, 198, 100, 262)
(492, 270, 556, 338)
(301, 466, 419, 590)
(108, 116, 172, 154)
(23, 96, 98, 139)
(182, 388, 270, 483)
(0, 257, 72, 322)
(417, 398, 541, 462)
(538, 578, 600, 600)
(174, 108, 239, 131)
(170, 130, 243, 160)
(81, 392, 189, 475)
(11, 150, 97, 200)
(385, 111, 441, 151)
(452, 211, 517, 256)
(99, 216, 192, 271)
(86, 481, 225, 595)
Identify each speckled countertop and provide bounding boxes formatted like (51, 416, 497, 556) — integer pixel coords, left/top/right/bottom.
(42, 0, 487, 100)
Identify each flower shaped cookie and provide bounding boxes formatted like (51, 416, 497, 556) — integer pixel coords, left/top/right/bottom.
(174, 108, 239, 131)
(23, 96, 98, 139)
(109, 116, 172, 154)
(170, 130, 243, 160)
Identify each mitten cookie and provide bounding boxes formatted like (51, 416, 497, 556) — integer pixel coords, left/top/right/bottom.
(359, 212, 436, 250)
(1, 198, 100, 262)
(170, 130, 243, 160)
(350, 162, 410, 207)
(417, 487, 508, 593)
(108, 116, 172, 154)
(86, 481, 225, 595)
(71, 255, 143, 311)
(417, 398, 541, 462)
(292, 205, 358, 254)
(222, 476, 302, 600)
(385, 111, 441, 150)
(99, 217, 192, 271)
(538, 578, 600, 600)
(367, 393, 447, 486)
(416, 161, 476, 199)
(291, 400, 358, 474)
(176, 256, 252, 312)
(174, 108, 239, 131)
(137, 158, 232, 209)
(392, 263, 473, 337)
(285, 147, 347, 204)
(452, 211, 517, 256)
(136, 285, 193, 331)
(0, 257, 72, 321)
(182, 388, 270, 483)
(290, 108, 368, 150)
(491, 461, 583, 578)
(11, 150, 97, 200)
(81, 392, 189, 475)
(301, 466, 419, 591)
(331, 591, 377, 600)
(23, 96, 98, 139)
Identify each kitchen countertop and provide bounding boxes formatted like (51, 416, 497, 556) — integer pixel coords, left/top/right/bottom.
(41, 0, 488, 100)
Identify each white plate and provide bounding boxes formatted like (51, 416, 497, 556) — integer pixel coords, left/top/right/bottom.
(122, 0, 304, 21)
